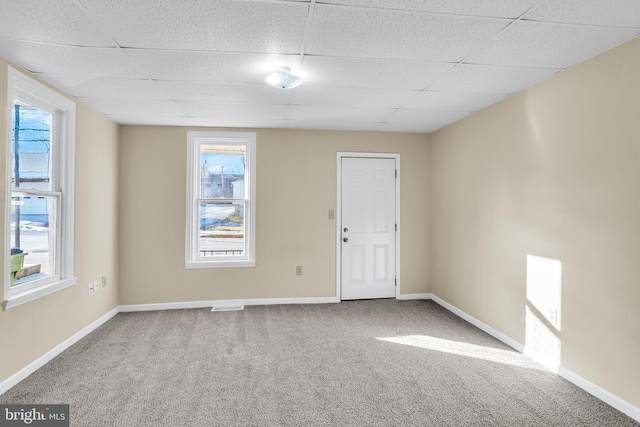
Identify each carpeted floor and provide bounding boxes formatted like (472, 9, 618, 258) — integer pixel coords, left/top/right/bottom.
(1, 300, 638, 426)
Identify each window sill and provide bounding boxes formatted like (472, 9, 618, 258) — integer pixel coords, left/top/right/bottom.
(185, 260, 255, 269)
(4, 277, 77, 310)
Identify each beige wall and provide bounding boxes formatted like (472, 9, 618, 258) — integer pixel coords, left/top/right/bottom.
(0, 59, 120, 384)
(430, 37, 640, 408)
(118, 127, 430, 304)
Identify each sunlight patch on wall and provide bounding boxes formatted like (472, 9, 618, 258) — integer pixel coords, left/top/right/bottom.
(526, 255, 562, 329)
(525, 254, 562, 372)
(376, 335, 545, 370)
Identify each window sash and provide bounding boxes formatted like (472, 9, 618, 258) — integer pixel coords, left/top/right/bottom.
(9, 189, 62, 294)
(11, 187, 61, 197)
(196, 199, 248, 260)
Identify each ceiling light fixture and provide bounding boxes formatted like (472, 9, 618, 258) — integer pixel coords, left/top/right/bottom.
(264, 66, 303, 90)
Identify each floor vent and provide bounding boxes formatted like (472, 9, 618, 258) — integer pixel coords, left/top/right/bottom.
(211, 305, 244, 312)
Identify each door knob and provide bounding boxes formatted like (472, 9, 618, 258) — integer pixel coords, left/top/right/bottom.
(343, 227, 348, 232)
(343, 237, 348, 242)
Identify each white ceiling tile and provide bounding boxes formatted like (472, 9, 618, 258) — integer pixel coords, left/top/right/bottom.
(125, 49, 301, 84)
(300, 56, 454, 90)
(320, 0, 539, 19)
(0, 0, 115, 46)
(306, 5, 509, 61)
(377, 122, 441, 133)
(0, 40, 145, 78)
(293, 87, 418, 108)
(80, 0, 308, 53)
(198, 118, 288, 129)
(429, 64, 560, 94)
(385, 109, 472, 131)
(466, 21, 640, 69)
(107, 115, 289, 129)
(156, 81, 292, 104)
(196, 118, 288, 129)
(403, 91, 508, 111)
(105, 115, 191, 126)
(79, 98, 183, 116)
(35, 74, 168, 100)
(175, 102, 291, 120)
(290, 105, 394, 122)
(387, 109, 471, 123)
(286, 120, 385, 132)
(524, 0, 640, 28)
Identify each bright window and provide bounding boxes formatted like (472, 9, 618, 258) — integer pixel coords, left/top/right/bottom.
(4, 67, 76, 309)
(185, 132, 256, 268)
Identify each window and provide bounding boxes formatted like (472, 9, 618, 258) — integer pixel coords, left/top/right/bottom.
(185, 132, 256, 268)
(4, 68, 76, 309)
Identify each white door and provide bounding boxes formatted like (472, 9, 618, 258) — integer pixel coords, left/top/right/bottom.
(341, 157, 396, 300)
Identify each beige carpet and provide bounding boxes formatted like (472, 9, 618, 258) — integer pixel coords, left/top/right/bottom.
(1, 300, 637, 426)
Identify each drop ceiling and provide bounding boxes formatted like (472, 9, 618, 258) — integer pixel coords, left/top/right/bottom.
(0, 0, 639, 133)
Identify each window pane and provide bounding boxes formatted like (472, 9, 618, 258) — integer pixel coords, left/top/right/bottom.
(11, 101, 52, 191)
(9, 193, 56, 285)
(200, 145, 245, 199)
(199, 202, 245, 256)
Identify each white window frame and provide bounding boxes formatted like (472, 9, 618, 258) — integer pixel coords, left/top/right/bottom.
(185, 131, 256, 269)
(3, 67, 76, 310)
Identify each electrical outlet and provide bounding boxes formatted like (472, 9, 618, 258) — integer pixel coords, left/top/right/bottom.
(296, 266, 302, 276)
(328, 210, 335, 220)
(102, 276, 107, 287)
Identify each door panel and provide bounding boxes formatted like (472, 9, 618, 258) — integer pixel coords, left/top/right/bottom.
(350, 245, 365, 282)
(341, 157, 396, 300)
(374, 189, 388, 232)
(374, 245, 389, 281)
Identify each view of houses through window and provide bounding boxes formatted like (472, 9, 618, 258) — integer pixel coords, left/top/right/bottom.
(9, 100, 55, 286)
(199, 144, 246, 256)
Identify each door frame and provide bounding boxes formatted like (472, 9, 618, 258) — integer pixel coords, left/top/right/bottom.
(336, 152, 401, 301)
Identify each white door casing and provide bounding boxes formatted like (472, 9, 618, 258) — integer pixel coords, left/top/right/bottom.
(339, 156, 397, 300)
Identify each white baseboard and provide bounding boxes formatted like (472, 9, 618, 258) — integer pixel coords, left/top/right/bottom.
(429, 294, 524, 353)
(119, 296, 340, 312)
(429, 294, 640, 424)
(397, 293, 433, 300)
(558, 367, 640, 423)
(0, 307, 119, 395)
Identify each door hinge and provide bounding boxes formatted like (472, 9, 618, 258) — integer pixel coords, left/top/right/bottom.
(395, 223, 397, 232)
(395, 278, 397, 287)
(395, 169, 398, 178)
